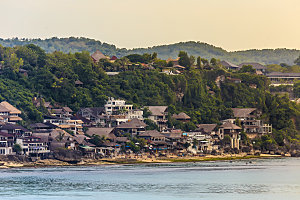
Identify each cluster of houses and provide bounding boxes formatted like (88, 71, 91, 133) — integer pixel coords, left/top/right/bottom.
(0, 97, 273, 159)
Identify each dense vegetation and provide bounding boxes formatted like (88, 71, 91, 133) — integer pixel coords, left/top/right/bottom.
(0, 43, 300, 152)
(1, 37, 300, 65)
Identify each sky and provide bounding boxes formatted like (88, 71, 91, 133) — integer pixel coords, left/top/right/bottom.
(0, 0, 300, 51)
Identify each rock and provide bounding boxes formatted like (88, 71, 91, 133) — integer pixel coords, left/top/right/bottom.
(53, 148, 82, 163)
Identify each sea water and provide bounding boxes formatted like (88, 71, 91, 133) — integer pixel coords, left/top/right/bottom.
(1, 158, 300, 200)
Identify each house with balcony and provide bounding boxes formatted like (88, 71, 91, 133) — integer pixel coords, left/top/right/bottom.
(77, 107, 105, 126)
(232, 108, 272, 139)
(0, 132, 14, 155)
(145, 106, 168, 131)
(115, 118, 147, 137)
(16, 136, 50, 157)
(0, 101, 22, 124)
(0, 124, 31, 138)
(104, 97, 133, 115)
(219, 121, 241, 149)
(43, 116, 84, 135)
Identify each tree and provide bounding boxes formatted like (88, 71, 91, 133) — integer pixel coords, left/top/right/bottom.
(189, 55, 195, 67)
(239, 65, 256, 73)
(196, 56, 202, 69)
(178, 51, 191, 68)
(210, 58, 217, 66)
(13, 144, 22, 155)
(152, 52, 158, 60)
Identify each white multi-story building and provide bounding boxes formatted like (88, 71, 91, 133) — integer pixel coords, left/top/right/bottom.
(104, 97, 133, 115)
(0, 132, 14, 155)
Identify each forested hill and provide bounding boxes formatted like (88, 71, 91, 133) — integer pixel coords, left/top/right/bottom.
(0, 37, 299, 65)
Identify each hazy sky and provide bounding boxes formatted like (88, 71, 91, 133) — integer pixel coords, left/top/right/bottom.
(1, 0, 300, 51)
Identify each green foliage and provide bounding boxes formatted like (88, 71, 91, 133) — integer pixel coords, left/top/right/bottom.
(266, 64, 300, 73)
(178, 51, 191, 68)
(144, 119, 159, 131)
(294, 81, 300, 98)
(221, 135, 232, 146)
(1, 38, 299, 64)
(239, 65, 256, 73)
(89, 135, 107, 147)
(0, 43, 299, 150)
(13, 144, 22, 154)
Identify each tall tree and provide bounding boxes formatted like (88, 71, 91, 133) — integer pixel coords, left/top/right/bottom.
(178, 51, 191, 69)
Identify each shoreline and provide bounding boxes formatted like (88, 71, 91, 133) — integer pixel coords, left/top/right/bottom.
(0, 154, 286, 169)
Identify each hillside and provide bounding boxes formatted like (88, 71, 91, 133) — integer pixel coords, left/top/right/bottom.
(0, 43, 299, 152)
(0, 37, 299, 65)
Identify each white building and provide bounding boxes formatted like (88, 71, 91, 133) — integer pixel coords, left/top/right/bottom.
(16, 137, 50, 156)
(104, 97, 133, 115)
(0, 132, 14, 155)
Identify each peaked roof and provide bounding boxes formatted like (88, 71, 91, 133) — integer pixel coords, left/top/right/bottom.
(62, 106, 73, 113)
(91, 50, 107, 62)
(147, 106, 168, 116)
(221, 61, 240, 69)
(196, 124, 217, 133)
(220, 122, 241, 130)
(78, 107, 105, 118)
(75, 80, 83, 85)
(172, 112, 191, 120)
(86, 127, 116, 139)
(0, 101, 21, 114)
(238, 62, 266, 70)
(0, 104, 10, 113)
(139, 130, 165, 137)
(1, 124, 29, 132)
(117, 118, 147, 129)
(30, 123, 52, 129)
(232, 108, 257, 118)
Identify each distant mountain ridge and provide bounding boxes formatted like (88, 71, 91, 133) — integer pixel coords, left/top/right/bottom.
(0, 37, 299, 65)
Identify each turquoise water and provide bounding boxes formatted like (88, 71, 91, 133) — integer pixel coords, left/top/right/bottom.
(1, 158, 300, 200)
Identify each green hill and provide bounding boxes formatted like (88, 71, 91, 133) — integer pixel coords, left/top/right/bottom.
(0, 37, 299, 65)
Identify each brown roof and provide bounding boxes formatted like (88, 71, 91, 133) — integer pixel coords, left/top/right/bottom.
(0, 132, 14, 138)
(117, 118, 147, 129)
(196, 124, 217, 133)
(73, 135, 89, 144)
(0, 104, 10, 113)
(221, 61, 240, 69)
(172, 112, 191, 120)
(75, 80, 83, 85)
(266, 72, 300, 78)
(91, 50, 107, 62)
(86, 128, 116, 139)
(139, 130, 165, 138)
(62, 107, 73, 113)
(115, 137, 129, 143)
(220, 122, 241, 130)
(0, 101, 21, 114)
(32, 133, 50, 143)
(147, 106, 168, 116)
(232, 108, 257, 118)
(238, 63, 266, 70)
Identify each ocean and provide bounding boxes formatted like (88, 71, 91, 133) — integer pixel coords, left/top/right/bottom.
(1, 158, 300, 200)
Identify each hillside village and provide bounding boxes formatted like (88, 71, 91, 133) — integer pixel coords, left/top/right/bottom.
(1, 97, 273, 160)
(0, 47, 300, 164)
